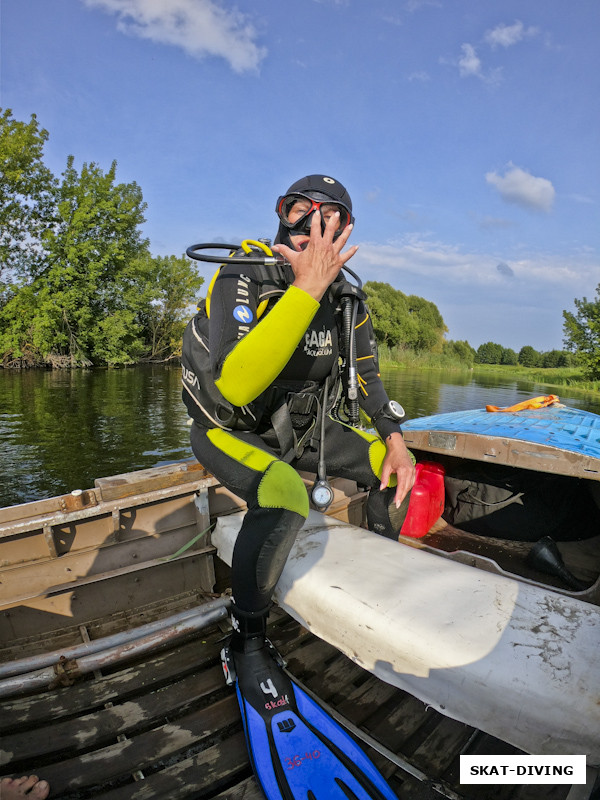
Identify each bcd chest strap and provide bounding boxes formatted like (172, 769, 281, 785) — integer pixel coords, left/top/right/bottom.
(267, 376, 338, 463)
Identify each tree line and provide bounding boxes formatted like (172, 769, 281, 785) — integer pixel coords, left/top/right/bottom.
(0, 109, 203, 367)
(361, 281, 579, 371)
(474, 342, 575, 368)
(2, 109, 597, 375)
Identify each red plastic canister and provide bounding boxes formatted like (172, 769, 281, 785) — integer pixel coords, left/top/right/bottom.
(399, 461, 446, 538)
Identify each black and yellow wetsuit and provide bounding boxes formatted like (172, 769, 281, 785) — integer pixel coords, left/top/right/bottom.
(183, 257, 407, 636)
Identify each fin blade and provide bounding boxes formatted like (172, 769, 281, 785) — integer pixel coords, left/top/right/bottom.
(236, 677, 397, 799)
(231, 641, 397, 799)
(280, 682, 397, 800)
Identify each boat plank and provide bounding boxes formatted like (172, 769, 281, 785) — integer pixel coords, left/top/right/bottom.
(211, 776, 264, 800)
(0, 633, 223, 733)
(21, 696, 240, 796)
(335, 675, 400, 726)
(410, 716, 474, 775)
(0, 489, 206, 569)
(0, 477, 217, 542)
(269, 620, 313, 657)
(1, 665, 225, 765)
(86, 731, 249, 800)
(94, 461, 212, 502)
(1, 605, 589, 799)
(302, 651, 367, 703)
(367, 693, 435, 752)
(283, 635, 343, 676)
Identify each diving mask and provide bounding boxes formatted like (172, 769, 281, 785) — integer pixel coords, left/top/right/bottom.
(275, 192, 353, 238)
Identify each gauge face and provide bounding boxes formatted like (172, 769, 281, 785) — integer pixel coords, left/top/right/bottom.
(389, 401, 405, 420)
(312, 480, 334, 510)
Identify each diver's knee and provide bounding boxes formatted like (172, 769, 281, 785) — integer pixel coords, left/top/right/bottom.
(257, 461, 309, 517)
(367, 486, 411, 539)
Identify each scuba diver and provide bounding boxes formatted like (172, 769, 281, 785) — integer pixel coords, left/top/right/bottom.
(182, 174, 414, 799)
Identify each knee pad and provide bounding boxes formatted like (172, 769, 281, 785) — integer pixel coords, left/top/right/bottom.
(257, 460, 309, 517)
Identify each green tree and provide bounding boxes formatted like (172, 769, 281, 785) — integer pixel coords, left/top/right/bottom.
(363, 281, 446, 352)
(0, 111, 204, 368)
(363, 281, 413, 346)
(0, 108, 56, 285)
(501, 347, 518, 365)
(443, 339, 476, 366)
(475, 341, 504, 364)
(541, 349, 568, 368)
(518, 345, 541, 367)
(563, 287, 600, 379)
(134, 253, 204, 360)
(0, 156, 149, 365)
(406, 294, 448, 351)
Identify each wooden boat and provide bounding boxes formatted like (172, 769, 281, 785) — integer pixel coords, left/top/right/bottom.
(0, 403, 599, 798)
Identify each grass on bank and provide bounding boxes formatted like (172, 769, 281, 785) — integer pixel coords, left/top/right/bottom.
(378, 345, 600, 393)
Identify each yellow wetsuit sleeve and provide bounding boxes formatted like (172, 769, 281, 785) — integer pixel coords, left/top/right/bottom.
(215, 286, 319, 407)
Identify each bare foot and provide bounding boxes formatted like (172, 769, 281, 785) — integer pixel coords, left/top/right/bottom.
(0, 776, 50, 799)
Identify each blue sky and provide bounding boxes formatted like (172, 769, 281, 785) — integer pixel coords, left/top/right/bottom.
(1, 0, 599, 351)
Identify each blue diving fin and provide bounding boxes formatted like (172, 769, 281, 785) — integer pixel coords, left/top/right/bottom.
(221, 637, 397, 800)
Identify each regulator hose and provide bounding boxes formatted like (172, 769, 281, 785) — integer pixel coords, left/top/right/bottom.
(186, 242, 282, 266)
(342, 297, 360, 425)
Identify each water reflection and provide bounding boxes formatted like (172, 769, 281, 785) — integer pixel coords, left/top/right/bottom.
(1, 365, 599, 507)
(0, 366, 190, 507)
(384, 367, 600, 419)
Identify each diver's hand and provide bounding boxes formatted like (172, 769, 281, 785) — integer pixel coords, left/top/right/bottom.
(272, 211, 358, 302)
(380, 432, 416, 508)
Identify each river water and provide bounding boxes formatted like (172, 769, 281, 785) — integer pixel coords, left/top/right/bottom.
(2, 364, 600, 508)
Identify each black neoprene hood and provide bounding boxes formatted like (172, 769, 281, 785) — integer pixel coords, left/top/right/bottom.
(283, 174, 353, 211)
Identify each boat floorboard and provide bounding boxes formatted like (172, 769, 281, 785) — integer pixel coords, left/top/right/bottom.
(0, 605, 591, 800)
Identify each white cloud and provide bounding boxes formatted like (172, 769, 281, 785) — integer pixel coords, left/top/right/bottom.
(354, 236, 597, 293)
(567, 193, 594, 205)
(458, 43, 482, 78)
(484, 20, 538, 49)
(407, 70, 431, 83)
(452, 21, 539, 84)
(455, 44, 502, 84)
(356, 236, 504, 288)
(485, 164, 555, 212)
(353, 238, 600, 350)
(81, 0, 266, 73)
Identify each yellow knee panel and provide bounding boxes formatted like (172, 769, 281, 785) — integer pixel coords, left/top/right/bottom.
(206, 429, 309, 517)
(258, 461, 309, 516)
(368, 438, 416, 487)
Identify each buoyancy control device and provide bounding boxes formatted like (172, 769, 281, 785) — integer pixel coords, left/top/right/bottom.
(182, 240, 373, 509)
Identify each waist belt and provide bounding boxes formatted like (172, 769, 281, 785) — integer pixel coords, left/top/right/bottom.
(271, 390, 321, 463)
